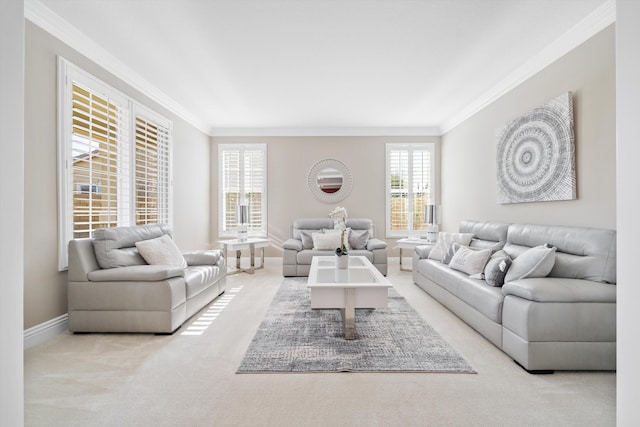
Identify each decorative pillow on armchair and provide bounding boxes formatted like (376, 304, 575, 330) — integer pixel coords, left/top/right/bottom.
(348, 229, 370, 250)
(299, 230, 320, 249)
(428, 232, 474, 262)
(312, 231, 342, 251)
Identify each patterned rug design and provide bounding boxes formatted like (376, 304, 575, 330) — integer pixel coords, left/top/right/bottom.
(237, 278, 475, 373)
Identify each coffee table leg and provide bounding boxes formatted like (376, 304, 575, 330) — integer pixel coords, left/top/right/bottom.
(343, 288, 356, 340)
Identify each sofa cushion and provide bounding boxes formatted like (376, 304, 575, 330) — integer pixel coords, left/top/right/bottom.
(428, 232, 474, 262)
(505, 244, 556, 282)
(136, 234, 187, 268)
(505, 223, 616, 284)
(88, 265, 184, 282)
(92, 224, 172, 269)
(456, 276, 505, 324)
(449, 246, 492, 276)
(484, 250, 512, 287)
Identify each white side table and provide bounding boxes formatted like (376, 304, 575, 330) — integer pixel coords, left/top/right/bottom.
(395, 238, 435, 271)
(218, 238, 271, 274)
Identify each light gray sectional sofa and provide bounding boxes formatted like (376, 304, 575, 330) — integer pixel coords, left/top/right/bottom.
(68, 224, 226, 334)
(283, 218, 388, 276)
(412, 220, 616, 372)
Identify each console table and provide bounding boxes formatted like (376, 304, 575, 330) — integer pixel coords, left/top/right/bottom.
(218, 238, 270, 274)
(395, 238, 434, 271)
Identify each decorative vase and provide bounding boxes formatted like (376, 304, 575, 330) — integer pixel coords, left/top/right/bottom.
(336, 254, 349, 269)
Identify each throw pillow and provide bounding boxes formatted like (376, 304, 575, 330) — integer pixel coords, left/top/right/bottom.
(442, 242, 463, 265)
(428, 232, 474, 262)
(312, 231, 341, 251)
(299, 230, 319, 249)
(504, 244, 557, 282)
(448, 246, 492, 276)
(483, 250, 513, 287)
(325, 228, 349, 250)
(135, 234, 187, 268)
(348, 229, 370, 250)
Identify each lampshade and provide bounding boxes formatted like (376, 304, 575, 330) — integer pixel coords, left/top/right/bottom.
(236, 205, 249, 224)
(424, 204, 439, 225)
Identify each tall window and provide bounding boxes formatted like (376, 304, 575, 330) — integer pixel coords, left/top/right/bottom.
(218, 144, 267, 237)
(58, 58, 172, 269)
(386, 143, 436, 237)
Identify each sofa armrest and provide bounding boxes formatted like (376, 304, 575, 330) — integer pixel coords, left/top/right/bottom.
(283, 238, 303, 251)
(87, 265, 185, 282)
(414, 245, 434, 259)
(366, 238, 387, 251)
(182, 250, 223, 266)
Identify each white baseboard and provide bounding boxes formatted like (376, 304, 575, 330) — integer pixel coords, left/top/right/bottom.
(24, 313, 68, 349)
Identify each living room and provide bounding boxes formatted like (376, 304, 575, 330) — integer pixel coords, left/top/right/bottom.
(3, 0, 640, 426)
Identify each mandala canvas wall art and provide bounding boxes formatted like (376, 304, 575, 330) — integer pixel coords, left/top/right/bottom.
(496, 92, 576, 204)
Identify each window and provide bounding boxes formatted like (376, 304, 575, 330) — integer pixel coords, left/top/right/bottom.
(385, 143, 435, 237)
(58, 58, 172, 270)
(218, 144, 267, 237)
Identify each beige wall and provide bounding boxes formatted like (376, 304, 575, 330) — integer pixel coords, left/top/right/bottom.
(211, 136, 440, 256)
(23, 22, 212, 329)
(440, 25, 616, 232)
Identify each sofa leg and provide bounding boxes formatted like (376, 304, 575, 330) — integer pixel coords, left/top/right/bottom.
(514, 360, 554, 374)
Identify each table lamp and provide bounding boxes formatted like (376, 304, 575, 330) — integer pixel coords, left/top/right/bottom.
(424, 204, 440, 243)
(236, 205, 249, 241)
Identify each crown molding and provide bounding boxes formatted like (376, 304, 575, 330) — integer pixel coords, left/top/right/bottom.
(440, 0, 616, 134)
(209, 126, 442, 137)
(25, 0, 615, 138)
(24, 0, 211, 135)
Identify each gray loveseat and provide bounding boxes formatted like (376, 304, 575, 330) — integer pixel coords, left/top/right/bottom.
(283, 218, 388, 276)
(412, 220, 616, 372)
(68, 224, 226, 334)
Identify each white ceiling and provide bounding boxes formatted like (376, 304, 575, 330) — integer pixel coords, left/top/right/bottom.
(27, 0, 613, 135)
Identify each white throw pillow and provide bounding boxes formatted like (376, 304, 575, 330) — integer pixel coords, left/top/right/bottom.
(135, 234, 187, 268)
(504, 244, 557, 282)
(448, 246, 492, 276)
(428, 232, 474, 262)
(312, 232, 341, 251)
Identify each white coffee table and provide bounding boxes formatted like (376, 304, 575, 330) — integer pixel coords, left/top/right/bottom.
(307, 255, 392, 340)
(218, 238, 270, 274)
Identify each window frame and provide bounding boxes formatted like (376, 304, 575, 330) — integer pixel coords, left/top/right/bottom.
(57, 57, 173, 270)
(385, 143, 436, 238)
(218, 143, 268, 239)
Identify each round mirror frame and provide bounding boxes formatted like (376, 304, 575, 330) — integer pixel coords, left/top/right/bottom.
(307, 159, 353, 203)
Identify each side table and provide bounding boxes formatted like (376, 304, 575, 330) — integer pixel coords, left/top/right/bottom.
(218, 238, 271, 274)
(395, 238, 435, 271)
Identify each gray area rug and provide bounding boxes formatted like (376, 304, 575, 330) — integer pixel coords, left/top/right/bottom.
(237, 278, 475, 373)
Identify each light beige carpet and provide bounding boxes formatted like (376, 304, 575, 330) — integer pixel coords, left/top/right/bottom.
(24, 258, 615, 426)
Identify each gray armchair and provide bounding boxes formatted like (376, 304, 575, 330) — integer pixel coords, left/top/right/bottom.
(282, 218, 387, 276)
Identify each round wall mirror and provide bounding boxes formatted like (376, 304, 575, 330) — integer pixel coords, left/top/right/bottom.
(308, 159, 352, 203)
